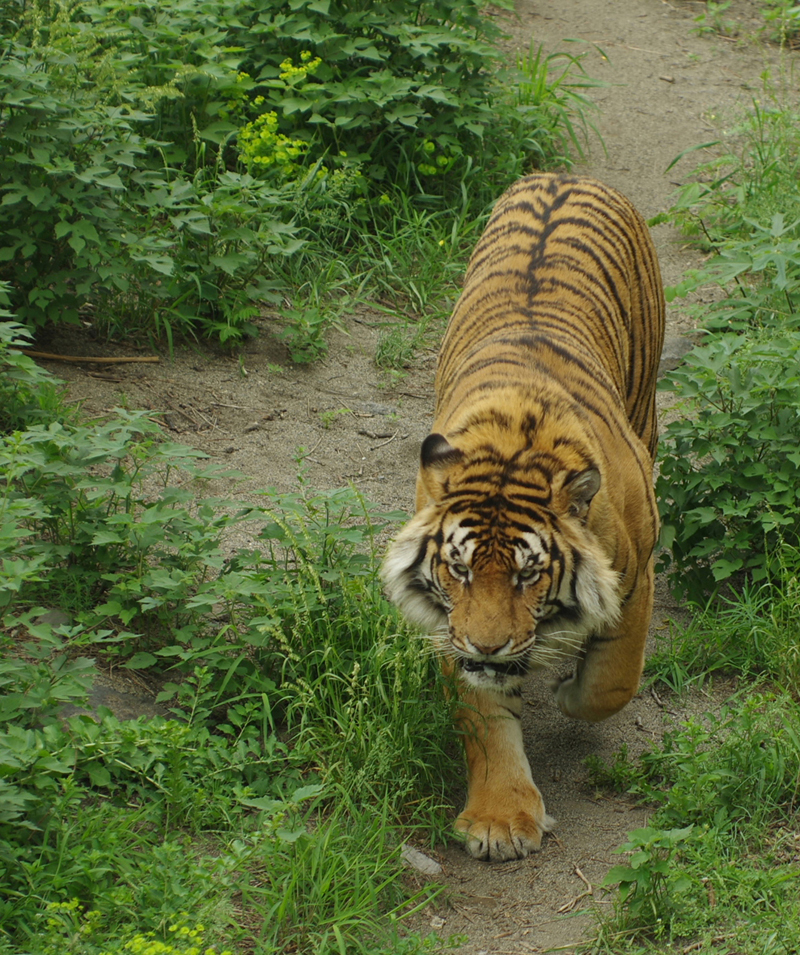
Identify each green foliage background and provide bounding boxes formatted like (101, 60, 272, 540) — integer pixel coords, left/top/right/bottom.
(0, 0, 593, 348)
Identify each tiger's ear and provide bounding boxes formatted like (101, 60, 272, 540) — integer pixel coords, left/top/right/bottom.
(420, 433, 463, 469)
(559, 467, 601, 520)
(418, 433, 464, 502)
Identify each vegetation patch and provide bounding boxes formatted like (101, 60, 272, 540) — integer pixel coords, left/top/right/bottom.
(587, 68, 800, 955)
(0, 323, 458, 954)
(0, 0, 598, 351)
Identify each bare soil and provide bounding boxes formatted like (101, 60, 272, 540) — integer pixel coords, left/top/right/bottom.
(45, 1, 794, 951)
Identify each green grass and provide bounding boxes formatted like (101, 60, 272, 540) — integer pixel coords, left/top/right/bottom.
(585, 688, 800, 954)
(0, 328, 457, 954)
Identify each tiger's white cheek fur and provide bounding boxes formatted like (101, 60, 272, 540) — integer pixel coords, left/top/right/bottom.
(570, 540, 622, 633)
(380, 517, 448, 631)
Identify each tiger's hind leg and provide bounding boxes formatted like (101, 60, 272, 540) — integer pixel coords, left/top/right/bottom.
(554, 562, 654, 722)
(453, 679, 555, 862)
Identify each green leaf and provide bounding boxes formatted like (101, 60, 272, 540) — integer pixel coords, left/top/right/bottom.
(124, 652, 158, 669)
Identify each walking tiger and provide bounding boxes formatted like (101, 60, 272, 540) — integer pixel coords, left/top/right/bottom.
(382, 173, 665, 861)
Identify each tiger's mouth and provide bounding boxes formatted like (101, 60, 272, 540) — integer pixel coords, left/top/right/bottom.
(460, 656, 529, 679)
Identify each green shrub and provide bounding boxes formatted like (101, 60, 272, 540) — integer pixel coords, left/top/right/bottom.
(656, 331, 800, 602)
(1, 0, 598, 348)
(657, 88, 800, 602)
(594, 691, 800, 946)
(0, 311, 67, 434)
(0, 27, 299, 343)
(760, 0, 800, 43)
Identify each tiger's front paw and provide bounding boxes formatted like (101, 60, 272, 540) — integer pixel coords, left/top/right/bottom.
(456, 802, 554, 862)
(552, 672, 581, 719)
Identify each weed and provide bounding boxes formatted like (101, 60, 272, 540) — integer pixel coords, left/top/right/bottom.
(692, 1, 737, 37)
(513, 41, 605, 167)
(657, 81, 800, 601)
(761, 0, 800, 44)
(0, 314, 68, 434)
(647, 545, 800, 689)
(603, 825, 695, 928)
(319, 408, 350, 429)
(588, 690, 800, 948)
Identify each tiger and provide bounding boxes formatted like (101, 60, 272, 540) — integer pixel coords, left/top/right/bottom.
(381, 173, 665, 862)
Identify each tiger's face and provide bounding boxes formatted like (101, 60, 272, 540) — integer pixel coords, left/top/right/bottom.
(381, 434, 622, 693)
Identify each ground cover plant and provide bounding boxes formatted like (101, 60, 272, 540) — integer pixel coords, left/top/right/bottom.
(0, 325, 460, 953)
(586, 685, 800, 955)
(0, 0, 599, 352)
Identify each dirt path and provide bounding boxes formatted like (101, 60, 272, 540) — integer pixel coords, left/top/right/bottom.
(50, 2, 792, 952)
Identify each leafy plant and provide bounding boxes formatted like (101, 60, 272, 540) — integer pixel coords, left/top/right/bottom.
(278, 305, 339, 362)
(656, 331, 800, 601)
(663, 85, 800, 247)
(691, 1, 737, 36)
(760, 0, 800, 44)
(647, 541, 800, 691)
(0, 312, 67, 434)
(603, 825, 695, 927)
(590, 691, 800, 948)
(1, 0, 600, 352)
(656, 77, 800, 602)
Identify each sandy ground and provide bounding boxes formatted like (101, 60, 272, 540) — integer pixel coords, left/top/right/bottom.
(45, 1, 796, 951)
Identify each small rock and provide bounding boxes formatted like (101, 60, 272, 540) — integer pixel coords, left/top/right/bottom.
(401, 844, 443, 877)
(659, 333, 696, 375)
(429, 916, 446, 930)
(33, 608, 72, 630)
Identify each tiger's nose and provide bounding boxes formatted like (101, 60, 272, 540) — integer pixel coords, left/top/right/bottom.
(468, 638, 510, 656)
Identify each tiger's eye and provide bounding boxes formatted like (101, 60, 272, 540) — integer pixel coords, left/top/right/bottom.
(451, 562, 469, 577)
(518, 566, 539, 582)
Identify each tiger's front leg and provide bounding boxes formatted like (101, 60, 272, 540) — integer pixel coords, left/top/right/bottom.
(554, 564, 654, 722)
(453, 678, 554, 862)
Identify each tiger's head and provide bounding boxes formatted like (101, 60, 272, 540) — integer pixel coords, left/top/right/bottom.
(381, 432, 622, 692)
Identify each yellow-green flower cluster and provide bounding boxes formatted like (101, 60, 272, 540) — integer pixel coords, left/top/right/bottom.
(279, 50, 322, 83)
(417, 140, 455, 177)
(41, 902, 231, 955)
(99, 921, 232, 955)
(237, 111, 308, 176)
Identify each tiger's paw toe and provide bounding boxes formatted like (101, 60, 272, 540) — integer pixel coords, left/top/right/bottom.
(455, 808, 555, 862)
